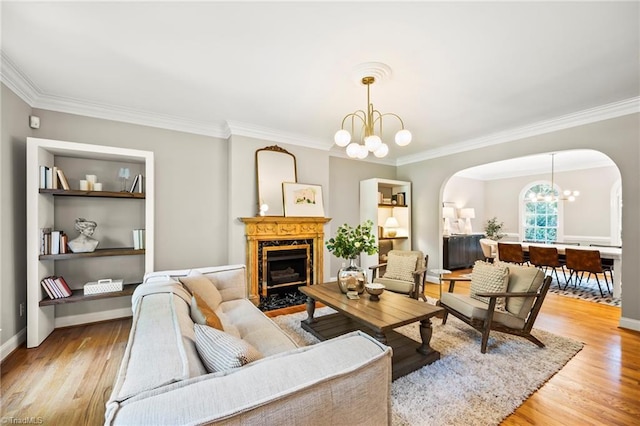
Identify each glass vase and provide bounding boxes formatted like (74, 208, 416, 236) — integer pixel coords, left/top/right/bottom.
(337, 258, 366, 294)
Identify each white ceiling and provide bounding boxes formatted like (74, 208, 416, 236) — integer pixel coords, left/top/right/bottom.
(1, 1, 638, 165)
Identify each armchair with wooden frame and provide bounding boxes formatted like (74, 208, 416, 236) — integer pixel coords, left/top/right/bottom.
(440, 263, 552, 353)
(369, 250, 428, 301)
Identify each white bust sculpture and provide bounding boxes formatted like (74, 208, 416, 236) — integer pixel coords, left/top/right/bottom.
(68, 218, 99, 253)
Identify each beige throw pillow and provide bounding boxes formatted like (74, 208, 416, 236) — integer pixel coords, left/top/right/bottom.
(383, 252, 418, 282)
(470, 260, 510, 310)
(194, 324, 263, 372)
(190, 293, 224, 331)
(179, 271, 223, 311)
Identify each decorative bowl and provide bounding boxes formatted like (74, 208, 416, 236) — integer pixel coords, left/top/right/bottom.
(365, 283, 385, 301)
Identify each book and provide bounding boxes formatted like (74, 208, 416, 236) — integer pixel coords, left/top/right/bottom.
(51, 231, 61, 255)
(56, 168, 70, 190)
(45, 167, 54, 189)
(40, 278, 56, 299)
(54, 276, 72, 297)
(132, 229, 140, 250)
(45, 276, 63, 298)
(39, 227, 52, 255)
(52, 167, 58, 189)
(39, 166, 49, 189)
(129, 174, 140, 193)
(60, 233, 69, 254)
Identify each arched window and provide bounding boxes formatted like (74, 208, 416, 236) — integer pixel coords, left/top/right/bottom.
(522, 183, 558, 243)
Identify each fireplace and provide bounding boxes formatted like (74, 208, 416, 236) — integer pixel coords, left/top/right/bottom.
(262, 244, 310, 296)
(240, 216, 330, 308)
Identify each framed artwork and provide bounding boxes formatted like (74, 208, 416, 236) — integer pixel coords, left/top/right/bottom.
(282, 182, 325, 217)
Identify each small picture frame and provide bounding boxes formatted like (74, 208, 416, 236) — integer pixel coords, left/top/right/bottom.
(282, 182, 325, 217)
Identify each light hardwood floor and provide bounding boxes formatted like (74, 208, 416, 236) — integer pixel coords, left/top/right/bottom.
(2, 276, 639, 425)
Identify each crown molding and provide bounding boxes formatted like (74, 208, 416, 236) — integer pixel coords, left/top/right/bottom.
(226, 120, 331, 151)
(397, 97, 640, 166)
(3, 50, 638, 161)
(0, 50, 40, 105)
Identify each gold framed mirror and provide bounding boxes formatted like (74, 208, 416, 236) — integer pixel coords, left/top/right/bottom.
(256, 145, 297, 216)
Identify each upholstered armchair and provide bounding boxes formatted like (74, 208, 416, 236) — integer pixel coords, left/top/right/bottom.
(369, 250, 428, 300)
(440, 261, 552, 353)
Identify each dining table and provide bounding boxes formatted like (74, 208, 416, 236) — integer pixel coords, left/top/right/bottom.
(499, 242, 622, 298)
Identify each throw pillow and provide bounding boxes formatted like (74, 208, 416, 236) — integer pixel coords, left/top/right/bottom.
(470, 260, 510, 310)
(179, 271, 223, 311)
(194, 324, 263, 372)
(190, 293, 224, 331)
(383, 252, 418, 282)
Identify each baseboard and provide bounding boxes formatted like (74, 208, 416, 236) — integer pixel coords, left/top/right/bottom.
(54, 307, 132, 328)
(1, 327, 26, 362)
(619, 316, 640, 332)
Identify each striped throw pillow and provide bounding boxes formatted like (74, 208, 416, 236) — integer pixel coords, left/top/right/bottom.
(194, 324, 263, 372)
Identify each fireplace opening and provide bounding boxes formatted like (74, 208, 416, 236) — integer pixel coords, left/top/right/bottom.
(259, 243, 311, 311)
(265, 248, 308, 293)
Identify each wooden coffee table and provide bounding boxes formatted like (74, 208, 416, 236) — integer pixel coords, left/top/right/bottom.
(299, 282, 444, 380)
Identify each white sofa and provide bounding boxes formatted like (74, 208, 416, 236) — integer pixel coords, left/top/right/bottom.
(105, 264, 392, 425)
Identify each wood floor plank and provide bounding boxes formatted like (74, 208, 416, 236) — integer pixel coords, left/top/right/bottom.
(1, 273, 639, 425)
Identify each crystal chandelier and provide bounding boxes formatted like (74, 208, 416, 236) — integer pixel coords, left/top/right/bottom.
(529, 153, 580, 202)
(334, 69, 411, 160)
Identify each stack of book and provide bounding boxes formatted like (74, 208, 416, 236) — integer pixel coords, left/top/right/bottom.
(40, 276, 72, 299)
(39, 165, 70, 190)
(39, 228, 69, 255)
(132, 229, 146, 250)
(129, 174, 144, 193)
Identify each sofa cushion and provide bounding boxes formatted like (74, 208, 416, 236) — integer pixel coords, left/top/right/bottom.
(383, 252, 418, 282)
(191, 293, 224, 330)
(470, 260, 509, 310)
(194, 324, 263, 372)
(179, 271, 223, 311)
(217, 299, 299, 357)
(441, 292, 526, 330)
(373, 277, 414, 294)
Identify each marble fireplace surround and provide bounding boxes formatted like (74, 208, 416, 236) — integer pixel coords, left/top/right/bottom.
(240, 216, 331, 304)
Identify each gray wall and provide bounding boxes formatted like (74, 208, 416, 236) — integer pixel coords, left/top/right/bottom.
(400, 114, 640, 325)
(1, 84, 32, 348)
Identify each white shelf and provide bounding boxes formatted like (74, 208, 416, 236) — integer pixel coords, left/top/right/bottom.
(26, 137, 154, 347)
(360, 178, 412, 279)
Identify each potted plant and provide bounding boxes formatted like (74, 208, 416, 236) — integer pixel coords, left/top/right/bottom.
(326, 220, 378, 293)
(484, 217, 505, 241)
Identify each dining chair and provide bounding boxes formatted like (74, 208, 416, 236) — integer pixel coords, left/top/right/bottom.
(564, 248, 611, 296)
(497, 243, 527, 265)
(528, 245, 567, 285)
(589, 244, 620, 283)
(479, 238, 497, 262)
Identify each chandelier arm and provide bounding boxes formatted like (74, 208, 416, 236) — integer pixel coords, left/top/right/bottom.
(340, 111, 367, 129)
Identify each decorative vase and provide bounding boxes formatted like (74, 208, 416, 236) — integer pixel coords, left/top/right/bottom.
(337, 258, 366, 294)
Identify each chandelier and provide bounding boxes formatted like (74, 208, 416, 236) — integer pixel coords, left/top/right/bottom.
(334, 67, 411, 159)
(529, 153, 580, 202)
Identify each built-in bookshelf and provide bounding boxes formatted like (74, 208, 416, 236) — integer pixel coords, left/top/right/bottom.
(360, 178, 412, 277)
(27, 137, 154, 348)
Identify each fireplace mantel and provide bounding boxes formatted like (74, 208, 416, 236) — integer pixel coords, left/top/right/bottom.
(240, 216, 331, 304)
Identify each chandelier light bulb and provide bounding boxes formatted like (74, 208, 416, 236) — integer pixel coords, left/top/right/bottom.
(356, 144, 369, 159)
(346, 142, 361, 158)
(374, 143, 389, 158)
(364, 134, 382, 152)
(395, 129, 412, 146)
(568, 195, 576, 202)
(563, 189, 571, 196)
(334, 129, 351, 147)
(573, 190, 580, 196)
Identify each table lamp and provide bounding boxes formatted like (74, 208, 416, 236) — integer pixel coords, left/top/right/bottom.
(442, 207, 455, 236)
(384, 216, 400, 237)
(459, 208, 475, 234)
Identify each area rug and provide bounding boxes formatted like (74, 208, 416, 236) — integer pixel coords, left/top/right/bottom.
(272, 307, 583, 426)
(547, 276, 620, 307)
